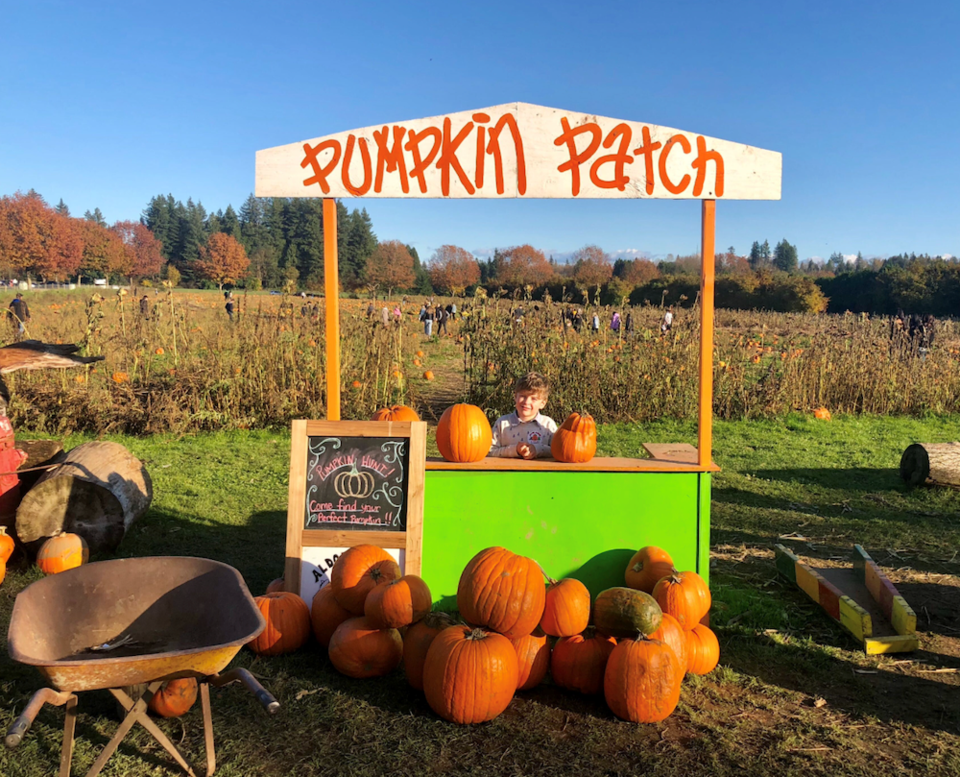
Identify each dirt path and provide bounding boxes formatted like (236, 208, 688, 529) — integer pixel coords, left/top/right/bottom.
(412, 326, 469, 423)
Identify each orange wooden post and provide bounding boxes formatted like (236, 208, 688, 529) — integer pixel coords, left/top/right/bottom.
(322, 198, 341, 421)
(698, 199, 716, 468)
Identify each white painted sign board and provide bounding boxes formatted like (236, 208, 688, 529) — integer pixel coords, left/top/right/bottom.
(256, 102, 781, 200)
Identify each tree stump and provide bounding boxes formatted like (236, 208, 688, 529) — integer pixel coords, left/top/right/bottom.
(15, 441, 153, 554)
(15, 439, 65, 493)
(899, 442, 960, 487)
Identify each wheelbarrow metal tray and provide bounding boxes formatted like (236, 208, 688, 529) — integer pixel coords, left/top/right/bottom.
(7, 556, 265, 692)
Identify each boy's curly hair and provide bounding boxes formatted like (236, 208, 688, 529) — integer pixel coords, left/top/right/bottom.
(514, 372, 550, 399)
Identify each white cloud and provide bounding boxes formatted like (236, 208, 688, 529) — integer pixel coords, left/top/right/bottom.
(842, 254, 857, 263)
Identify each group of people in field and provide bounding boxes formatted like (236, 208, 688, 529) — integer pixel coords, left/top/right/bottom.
(891, 309, 936, 355)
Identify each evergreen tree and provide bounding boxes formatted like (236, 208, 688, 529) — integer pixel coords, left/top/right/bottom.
(220, 204, 241, 240)
(760, 240, 771, 262)
(773, 239, 798, 273)
(749, 241, 762, 269)
(55, 199, 70, 217)
(84, 207, 107, 226)
(289, 199, 324, 288)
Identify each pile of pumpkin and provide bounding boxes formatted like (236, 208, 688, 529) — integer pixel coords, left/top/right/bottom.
(372, 404, 598, 463)
(0, 527, 90, 583)
(249, 543, 719, 725)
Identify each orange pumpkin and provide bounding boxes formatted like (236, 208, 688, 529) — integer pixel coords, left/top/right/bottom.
(310, 584, 353, 648)
(540, 577, 590, 637)
(328, 616, 403, 679)
(648, 613, 688, 680)
(457, 546, 546, 639)
(0, 560, 5, 587)
(813, 407, 832, 421)
(423, 371, 435, 381)
(686, 623, 720, 675)
(551, 629, 617, 695)
(604, 637, 682, 723)
(0, 526, 15, 564)
(423, 625, 518, 724)
(330, 545, 402, 614)
(416, 350, 425, 358)
(550, 412, 597, 463)
(436, 403, 492, 463)
(510, 628, 550, 690)
(653, 571, 712, 628)
(265, 577, 285, 594)
(624, 546, 675, 593)
(364, 575, 432, 629)
(402, 611, 456, 691)
(148, 678, 198, 718)
(371, 405, 420, 423)
(248, 592, 311, 656)
(36, 532, 89, 575)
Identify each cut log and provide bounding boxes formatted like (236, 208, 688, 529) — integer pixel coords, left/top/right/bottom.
(900, 442, 960, 487)
(15, 441, 152, 554)
(15, 439, 65, 493)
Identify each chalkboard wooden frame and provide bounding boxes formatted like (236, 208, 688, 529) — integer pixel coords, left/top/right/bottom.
(285, 419, 426, 596)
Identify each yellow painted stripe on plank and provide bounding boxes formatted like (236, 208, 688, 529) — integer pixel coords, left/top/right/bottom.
(795, 563, 820, 603)
(864, 561, 883, 603)
(839, 595, 871, 641)
(891, 596, 917, 636)
(864, 634, 919, 655)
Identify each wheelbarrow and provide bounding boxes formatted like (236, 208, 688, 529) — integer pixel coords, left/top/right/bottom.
(5, 556, 279, 777)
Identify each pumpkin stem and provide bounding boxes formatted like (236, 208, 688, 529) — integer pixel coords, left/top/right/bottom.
(466, 627, 489, 641)
(533, 560, 551, 584)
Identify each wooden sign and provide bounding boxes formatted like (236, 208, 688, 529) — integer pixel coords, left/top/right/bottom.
(256, 102, 781, 201)
(285, 420, 426, 603)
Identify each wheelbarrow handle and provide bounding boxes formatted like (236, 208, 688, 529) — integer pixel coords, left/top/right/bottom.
(6, 689, 75, 749)
(207, 668, 280, 714)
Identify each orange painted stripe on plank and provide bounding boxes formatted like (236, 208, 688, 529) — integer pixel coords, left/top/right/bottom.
(322, 198, 341, 421)
(697, 199, 715, 468)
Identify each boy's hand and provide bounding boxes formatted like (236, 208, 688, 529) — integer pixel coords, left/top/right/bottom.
(516, 442, 536, 460)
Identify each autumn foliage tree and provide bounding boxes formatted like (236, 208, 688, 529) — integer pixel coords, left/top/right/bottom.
(112, 221, 165, 280)
(364, 240, 415, 294)
(571, 245, 613, 289)
(428, 245, 480, 295)
(195, 232, 250, 290)
(78, 219, 131, 280)
(0, 192, 84, 281)
(498, 244, 554, 288)
(619, 258, 660, 286)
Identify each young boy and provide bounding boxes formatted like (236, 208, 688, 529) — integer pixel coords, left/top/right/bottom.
(489, 372, 558, 459)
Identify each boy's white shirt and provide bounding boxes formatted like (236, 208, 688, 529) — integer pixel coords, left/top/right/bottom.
(489, 411, 559, 458)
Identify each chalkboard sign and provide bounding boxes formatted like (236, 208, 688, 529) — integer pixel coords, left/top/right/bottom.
(304, 436, 409, 531)
(285, 420, 426, 601)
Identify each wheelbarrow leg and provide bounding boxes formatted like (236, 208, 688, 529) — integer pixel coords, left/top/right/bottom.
(104, 685, 198, 777)
(200, 682, 216, 777)
(59, 694, 77, 777)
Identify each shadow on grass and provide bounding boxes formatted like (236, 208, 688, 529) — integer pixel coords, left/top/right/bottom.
(745, 467, 904, 493)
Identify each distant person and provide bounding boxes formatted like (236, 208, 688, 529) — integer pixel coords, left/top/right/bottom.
(419, 303, 433, 337)
(8, 293, 29, 337)
(572, 309, 582, 332)
(381, 306, 390, 327)
(624, 312, 633, 334)
(450, 302, 457, 319)
(366, 301, 375, 319)
(661, 306, 674, 334)
(393, 304, 402, 325)
(489, 372, 558, 459)
(225, 295, 236, 321)
(437, 305, 449, 335)
(139, 295, 150, 320)
(591, 311, 600, 332)
(611, 311, 621, 333)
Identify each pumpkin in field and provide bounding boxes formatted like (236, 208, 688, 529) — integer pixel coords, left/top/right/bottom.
(328, 616, 403, 679)
(423, 371, 435, 381)
(594, 587, 663, 639)
(403, 611, 456, 691)
(423, 625, 518, 724)
(648, 613, 688, 680)
(311, 585, 354, 648)
(371, 405, 420, 423)
(813, 407, 832, 421)
(36, 532, 89, 575)
(364, 575, 432, 629)
(457, 546, 546, 639)
(510, 628, 550, 690)
(550, 412, 597, 463)
(624, 546, 675, 593)
(685, 623, 720, 675)
(540, 577, 590, 637)
(604, 637, 682, 723)
(652, 571, 712, 628)
(0, 526, 14, 564)
(551, 628, 618, 695)
(248, 592, 311, 656)
(436, 403, 492, 463)
(148, 678, 199, 718)
(330, 545, 402, 614)
(265, 577, 285, 594)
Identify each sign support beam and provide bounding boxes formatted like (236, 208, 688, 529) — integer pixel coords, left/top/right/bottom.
(698, 199, 715, 468)
(322, 198, 341, 420)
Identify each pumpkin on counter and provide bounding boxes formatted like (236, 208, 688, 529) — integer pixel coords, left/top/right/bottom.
(436, 404, 492, 463)
(371, 405, 420, 423)
(36, 532, 89, 575)
(550, 412, 597, 463)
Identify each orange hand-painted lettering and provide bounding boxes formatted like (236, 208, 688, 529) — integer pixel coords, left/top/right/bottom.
(341, 134, 372, 196)
(436, 117, 475, 196)
(405, 127, 442, 194)
(658, 134, 692, 195)
(589, 123, 634, 191)
(487, 113, 526, 195)
(692, 136, 724, 197)
(301, 140, 341, 193)
(373, 125, 410, 194)
(473, 113, 490, 190)
(554, 118, 602, 196)
(632, 126, 662, 195)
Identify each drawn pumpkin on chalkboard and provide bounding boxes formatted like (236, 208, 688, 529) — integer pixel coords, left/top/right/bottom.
(335, 464, 376, 499)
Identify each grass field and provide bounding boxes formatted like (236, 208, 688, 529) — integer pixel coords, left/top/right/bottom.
(1, 415, 958, 777)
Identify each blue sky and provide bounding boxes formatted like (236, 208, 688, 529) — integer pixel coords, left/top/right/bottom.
(2, 1, 957, 264)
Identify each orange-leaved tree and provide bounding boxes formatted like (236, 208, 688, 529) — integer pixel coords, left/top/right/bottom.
(428, 245, 479, 296)
(195, 233, 250, 290)
(364, 240, 415, 295)
(571, 245, 613, 289)
(498, 244, 553, 289)
(79, 219, 131, 280)
(113, 221, 165, 281)
(0, 192, 84, 282)
(620, 258, 660, 287)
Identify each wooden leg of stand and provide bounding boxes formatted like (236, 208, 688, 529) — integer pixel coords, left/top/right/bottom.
(59, 695, 78, 777)
(201, 683, 216, 777)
